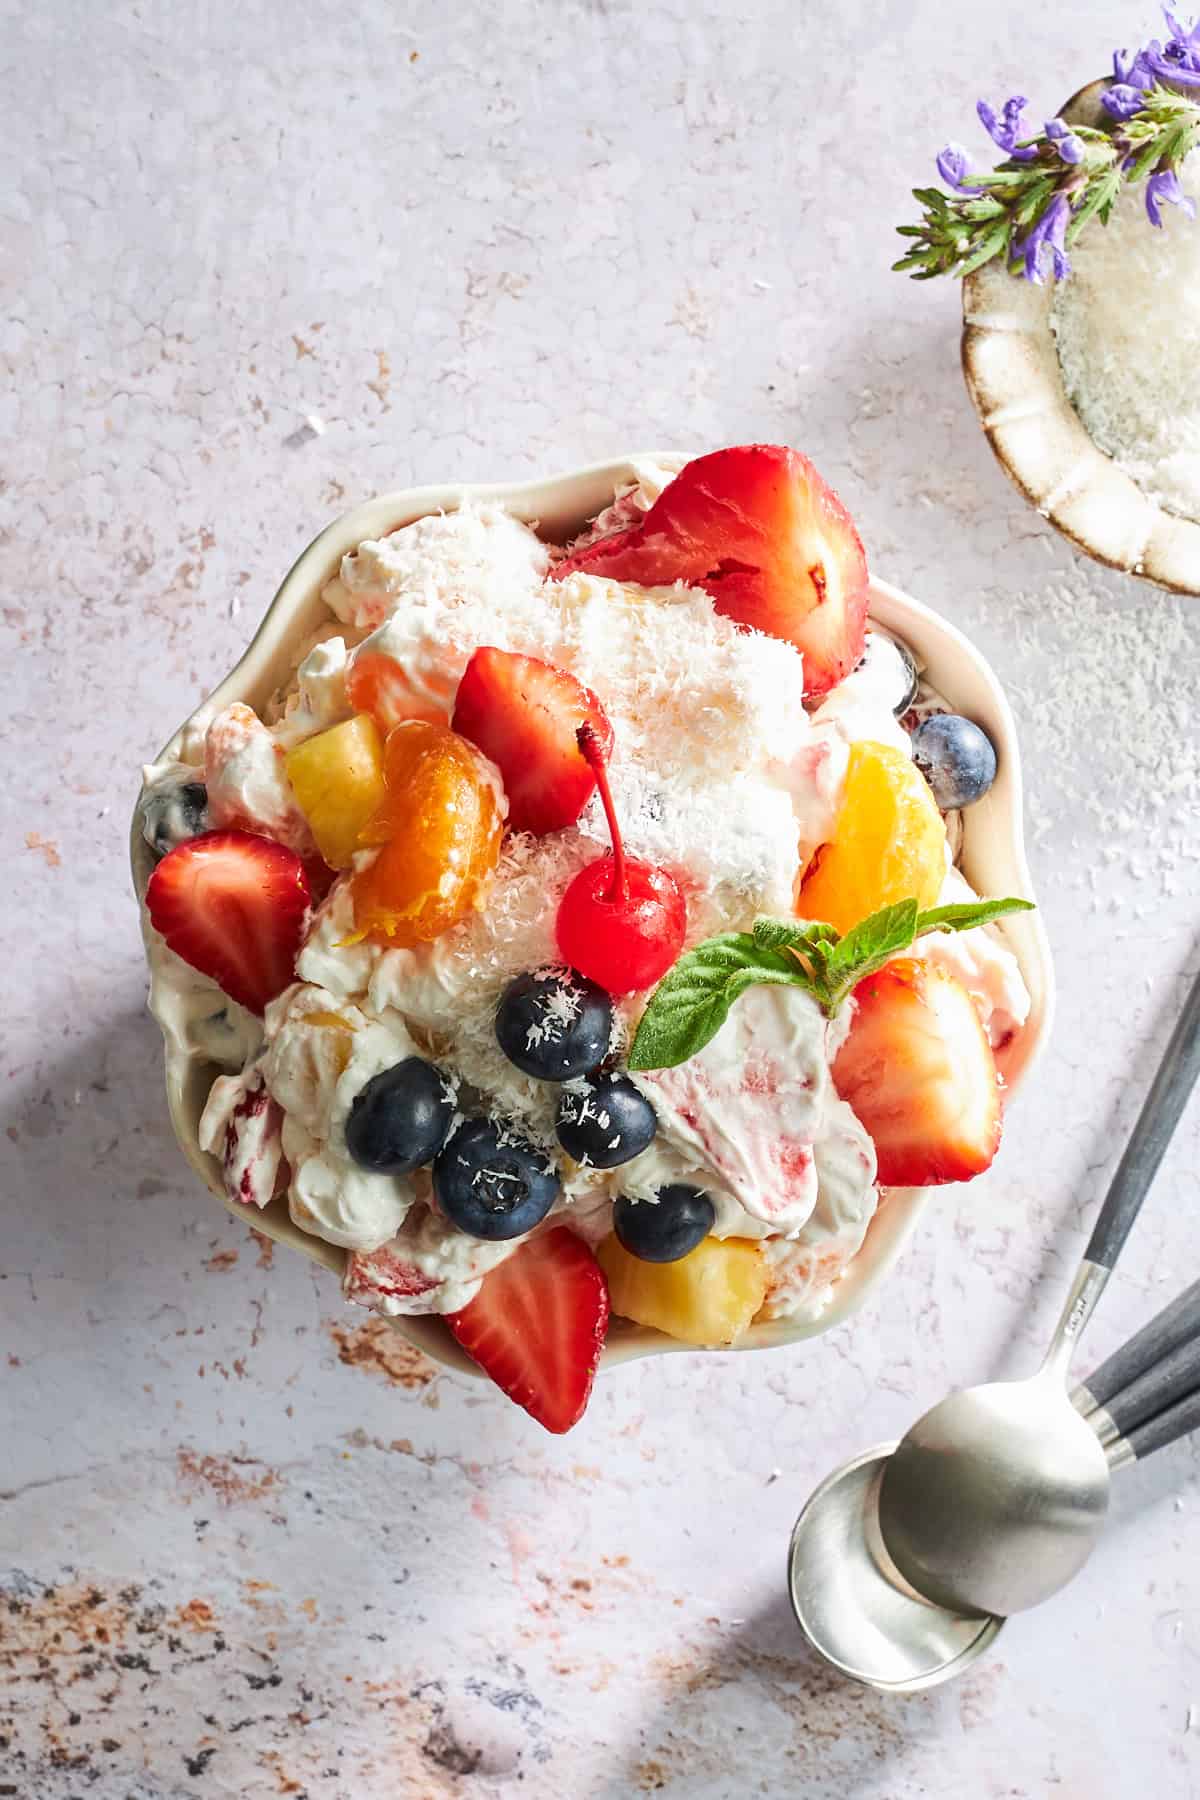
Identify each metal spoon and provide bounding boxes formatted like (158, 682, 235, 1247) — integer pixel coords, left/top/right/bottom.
(876, 960, 1200, 1617)
(788, 1370, 1200, 1692)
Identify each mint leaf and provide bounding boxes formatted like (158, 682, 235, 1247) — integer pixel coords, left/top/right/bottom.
(915, 897, 1034, 936)
(629, 894, 1036, 1071)
(628, 935, 813, 1072)
(798, 899, 920, 1016)
(752, 917, 837, 953)
(828, 900, 919, 981)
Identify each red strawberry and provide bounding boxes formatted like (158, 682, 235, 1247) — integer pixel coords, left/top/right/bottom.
(553, 444, 869, 697)
(145, 830, 310, 1015)
(451, 647, 614, 836)
(832, 958, 1001, 1187)
(446, 1226, 610, 1433)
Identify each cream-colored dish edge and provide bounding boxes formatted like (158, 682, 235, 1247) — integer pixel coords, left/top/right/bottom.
(130, 453, 1055, 1379)
(961, 79, 1200, 598)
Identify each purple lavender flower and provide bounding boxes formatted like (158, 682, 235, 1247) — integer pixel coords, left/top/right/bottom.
(1162, 6, 1200, 65)
(1045, 117, 1085, 163)
(1119, 10, 1200, 90)
(977, 95, 1039, 161)
(936, 142, 982, 191)
(1145, 165, 1199, 224)
(1102, 81, 1152, 119)
(1012, 191, 1073, 283)
(1112, 44, 1145, 83)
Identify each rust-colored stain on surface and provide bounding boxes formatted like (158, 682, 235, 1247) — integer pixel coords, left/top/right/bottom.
(250, 1228, 276, 1268)
(24, 831, 61, 867)
(204, 1246, 240, 1273)
(175, 1448, 280, 1505)
(172, 1597, 216, 1632)
(327, 1315, 437, 1389)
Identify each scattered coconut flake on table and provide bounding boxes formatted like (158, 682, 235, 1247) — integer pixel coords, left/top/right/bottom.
(1053, 156, 1200, 523)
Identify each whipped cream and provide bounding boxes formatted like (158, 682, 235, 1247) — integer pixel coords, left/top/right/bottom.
(919, 867, 1031, 1048)
(759, 1100, 879, 1320)
(142, 488, 1031, 1331)
(198, 1068, 283, 1210)
(204, 702, 316, 857)
(637, 987, 862, 1236)
(345, 1207, 519, 1315)
(260, 984, 436, 1252)
(270, 636, 356, 748)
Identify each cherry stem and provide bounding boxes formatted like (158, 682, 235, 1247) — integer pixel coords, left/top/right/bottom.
(576, 723, 627, 904)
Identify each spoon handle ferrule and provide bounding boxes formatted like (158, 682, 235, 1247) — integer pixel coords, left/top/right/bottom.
(1071, 1276, 1200, 1416)
(1040, 1259, 1110, 1382)
(1106, 1384, 1200, 1472)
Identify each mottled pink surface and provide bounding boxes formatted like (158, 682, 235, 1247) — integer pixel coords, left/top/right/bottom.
(4, 0, 1200, 1793)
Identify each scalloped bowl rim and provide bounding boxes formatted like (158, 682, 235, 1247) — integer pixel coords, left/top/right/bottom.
(131, 452, 1055, 1380)
(961, 77, 1200, 598)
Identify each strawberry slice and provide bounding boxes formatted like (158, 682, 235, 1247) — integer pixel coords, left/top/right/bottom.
(451, 647, 614, 836)
(553, 444, 869, 697)
(145, 830, 310, 1015)
(832, 959, 1001, 1187)
(445, 1226, 610, 1433)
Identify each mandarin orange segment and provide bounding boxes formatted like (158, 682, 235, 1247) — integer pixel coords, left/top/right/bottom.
(284, 713, 386, 869)
(796, 740, 945, 936)
(350, 720, 505, 945)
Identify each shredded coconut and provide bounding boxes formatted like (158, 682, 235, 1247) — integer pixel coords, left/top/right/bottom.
(1053, 157, 1200, 521)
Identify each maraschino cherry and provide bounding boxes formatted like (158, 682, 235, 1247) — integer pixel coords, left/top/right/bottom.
(556, 725, 686, 994)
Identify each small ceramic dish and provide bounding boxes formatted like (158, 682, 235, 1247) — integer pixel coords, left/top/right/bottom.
(131, 454, 1054, 1378)
(961, 80, 1200, 596)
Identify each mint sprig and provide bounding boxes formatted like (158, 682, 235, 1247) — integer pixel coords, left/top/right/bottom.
(627, 895, 1034, 1072)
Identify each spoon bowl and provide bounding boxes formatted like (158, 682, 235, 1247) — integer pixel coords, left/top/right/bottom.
(878, 1374, 1111, 1617)
(787, 1444, 1004, 1692)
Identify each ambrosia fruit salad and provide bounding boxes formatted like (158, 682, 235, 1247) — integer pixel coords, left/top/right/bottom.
(137, 446, 1033, 1432)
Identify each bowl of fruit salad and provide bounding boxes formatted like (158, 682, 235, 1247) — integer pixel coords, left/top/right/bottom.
(133, 445, 1052, 1433)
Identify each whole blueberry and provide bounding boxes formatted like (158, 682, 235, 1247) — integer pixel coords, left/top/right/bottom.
(141, 780, 209, 858)
(613, 1184, 715, 1264)
(434, 1117, 561, 1240)
(911, 713, 998, 809)
(345, 1057, 455, 1174)
(556, 1073, 657, 1169)
(854, 630, 919, 716)
(495, 967, 613, 1081)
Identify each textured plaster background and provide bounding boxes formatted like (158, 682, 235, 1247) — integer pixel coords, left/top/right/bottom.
(3, 1, 1200, 1794)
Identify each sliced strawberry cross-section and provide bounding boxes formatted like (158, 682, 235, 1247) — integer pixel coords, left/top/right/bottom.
(832, 958, 1001, 1188)
(452, 646, 614, 836)
(553, 444, 869, 697)
(445, 1226, 610, 1433)
(145, 829, 310, 1016)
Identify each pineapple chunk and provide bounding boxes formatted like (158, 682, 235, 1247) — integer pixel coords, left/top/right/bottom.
(596, 1233, 768, 1347)
(798, 739, 945, 936)
(285, 713, 386, 869)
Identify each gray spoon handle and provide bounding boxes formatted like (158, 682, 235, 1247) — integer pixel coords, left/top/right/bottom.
(1090, 1331, 1200, 1446)
(1107, 1385, 1200, 1472)
(1073, 1278, 1200, 1415)
(1082, 963, 1200, 1271)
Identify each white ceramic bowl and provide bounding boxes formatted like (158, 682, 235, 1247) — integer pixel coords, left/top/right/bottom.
(961, 80, 1200, 596)
(131, 454, 1054, 1378)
